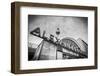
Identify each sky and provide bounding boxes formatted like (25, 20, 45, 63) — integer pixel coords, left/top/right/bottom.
(28, 15, 88, 47)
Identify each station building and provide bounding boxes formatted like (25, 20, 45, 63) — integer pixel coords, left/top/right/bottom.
(28, 37, 88, 60)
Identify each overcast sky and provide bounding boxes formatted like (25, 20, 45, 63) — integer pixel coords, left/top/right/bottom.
(28, 15, 88, 46)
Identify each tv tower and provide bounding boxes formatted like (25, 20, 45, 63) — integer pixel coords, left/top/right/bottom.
(56, 27, 61, 59)
(56, 27, 60, 40)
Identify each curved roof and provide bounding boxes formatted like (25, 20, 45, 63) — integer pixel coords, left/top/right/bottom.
(60, 37, 81, 50)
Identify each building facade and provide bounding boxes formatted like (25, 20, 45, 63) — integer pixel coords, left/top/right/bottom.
(28, 37, 88, 60)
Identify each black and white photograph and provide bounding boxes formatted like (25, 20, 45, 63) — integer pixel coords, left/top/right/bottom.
(28, 15, 88, 61)
(11, 2, 97, 74)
